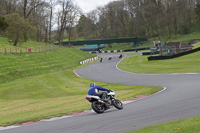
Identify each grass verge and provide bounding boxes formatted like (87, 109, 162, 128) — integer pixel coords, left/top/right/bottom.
(126, 115, 200, 133)
(118, 51, 200, 74)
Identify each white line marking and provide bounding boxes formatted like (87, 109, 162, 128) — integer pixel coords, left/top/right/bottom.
(41, 116, 73, 122)
(73, 70, 83, 78)
(0, 126, 19, 131)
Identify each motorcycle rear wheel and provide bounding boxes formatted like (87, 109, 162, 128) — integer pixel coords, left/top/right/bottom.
(112, 99, 123, 110)
(92, 101, 105, 114)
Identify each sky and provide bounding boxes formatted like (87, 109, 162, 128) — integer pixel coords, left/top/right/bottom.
(74, 0, 117, 13)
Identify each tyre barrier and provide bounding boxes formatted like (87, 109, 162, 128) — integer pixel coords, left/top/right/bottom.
(89, 50, 123, 54)
(79, 57, 98, 65)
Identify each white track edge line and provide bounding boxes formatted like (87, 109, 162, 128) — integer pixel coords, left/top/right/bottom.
(73, 70, 83, 78)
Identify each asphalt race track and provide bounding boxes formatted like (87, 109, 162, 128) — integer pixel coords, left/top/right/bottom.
(2, 52, 200, 133)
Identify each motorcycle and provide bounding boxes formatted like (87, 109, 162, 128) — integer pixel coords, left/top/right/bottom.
(85, 90, 123, 114)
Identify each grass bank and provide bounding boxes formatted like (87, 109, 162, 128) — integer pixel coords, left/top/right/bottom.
(0, 46, 162, 126)
(0, 36, 53, 49)
(0, 48, 95, 83)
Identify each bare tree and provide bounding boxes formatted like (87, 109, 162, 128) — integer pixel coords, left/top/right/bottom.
(65, 4, 80, 45)
(23, 0, 45, 19)
(57, 0, 74, 46)
(48, 0, 59, 44)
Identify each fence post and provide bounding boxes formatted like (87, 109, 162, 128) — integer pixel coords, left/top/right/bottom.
(20, 48, 22, 56)
(3, 48, 7, 55)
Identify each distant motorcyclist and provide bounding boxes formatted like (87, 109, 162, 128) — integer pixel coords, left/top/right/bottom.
(88, 83, 110, 102)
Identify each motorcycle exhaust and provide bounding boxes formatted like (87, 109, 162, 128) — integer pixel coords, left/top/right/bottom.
(98, 100, 105, 103)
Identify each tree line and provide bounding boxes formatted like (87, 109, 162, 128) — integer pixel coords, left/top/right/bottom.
(0, 0, 200, 46)
(0, 0, 80, 46)
(77, 0, 200, 40)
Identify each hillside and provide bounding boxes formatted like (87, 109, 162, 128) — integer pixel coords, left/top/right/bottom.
(0, 48, 95, 83)
(0, 36, 53, 49)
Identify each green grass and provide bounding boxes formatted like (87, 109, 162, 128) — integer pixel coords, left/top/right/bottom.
(0, 48, 95, 83)
(119, 36, 200, 132)
(118, 51, 200, 74)
(2, 31, 199, 128)
(193, 42, 200, 48)
(164, 32, 200, 43)
(126, 115, 200, 133)
(0, 36, 12, 49)
(0, 68, 162, 126)
(0, 41, 162, 126)
(0, 36, 52, 49)
(0, 36, 57, 54)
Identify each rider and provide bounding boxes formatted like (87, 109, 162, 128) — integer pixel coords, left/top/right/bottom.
(88, 83, 110, 102)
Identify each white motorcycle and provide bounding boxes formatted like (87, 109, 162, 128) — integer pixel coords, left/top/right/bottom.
(85, 90, 123, 114)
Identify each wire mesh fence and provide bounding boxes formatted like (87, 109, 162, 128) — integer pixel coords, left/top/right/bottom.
(0, 45, 66, 55)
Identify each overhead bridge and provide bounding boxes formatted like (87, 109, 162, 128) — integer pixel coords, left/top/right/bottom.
(54, 38, 147, 46)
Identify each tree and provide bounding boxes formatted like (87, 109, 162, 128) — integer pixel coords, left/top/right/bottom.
(76, 14, 96, 39)
(57, 0, 73, 46)
(65, 4, 80, 44)
(56, 0, 80, 46)
(76, 15, 87, 37)
(22, 0, 45, 41)
(4, 13, 36, 46)
(48, 0, 59, 44)
(0, 17, 8, 32)
(195, 4, 200, 23)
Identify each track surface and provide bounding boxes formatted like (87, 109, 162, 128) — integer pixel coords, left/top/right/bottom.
(2, 52, 200, 133)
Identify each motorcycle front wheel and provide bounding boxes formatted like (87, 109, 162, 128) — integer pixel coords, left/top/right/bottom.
(112, 99, 123, 110)
(92, 101, 105, 114)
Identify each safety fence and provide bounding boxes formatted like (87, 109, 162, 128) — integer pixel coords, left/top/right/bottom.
(0, 45, 65, 55)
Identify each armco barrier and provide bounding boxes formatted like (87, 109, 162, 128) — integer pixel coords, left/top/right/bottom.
(124, 47, 150, 52)
(148, 47, 200, 61)
(142, 51, 159, 55)
(89, 48, 150, 54)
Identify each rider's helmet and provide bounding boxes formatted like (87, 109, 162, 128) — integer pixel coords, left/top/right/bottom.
(90, 83, 96, 87)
